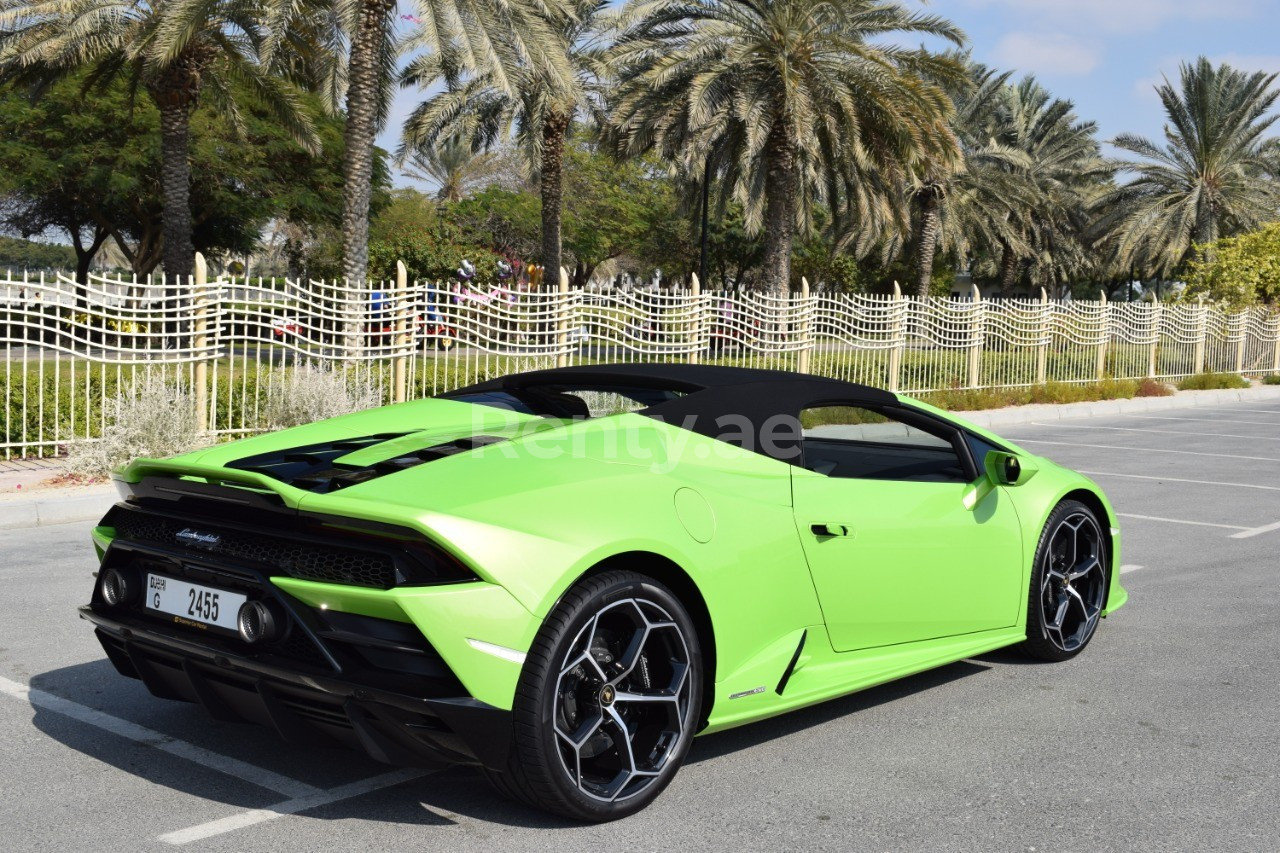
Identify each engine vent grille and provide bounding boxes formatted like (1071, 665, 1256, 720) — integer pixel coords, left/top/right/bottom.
(111, 508, 398, 589)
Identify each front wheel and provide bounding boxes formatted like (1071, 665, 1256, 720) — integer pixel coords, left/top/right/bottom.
(1021, 500, 1109, 661)
(483, 570, 703, 821)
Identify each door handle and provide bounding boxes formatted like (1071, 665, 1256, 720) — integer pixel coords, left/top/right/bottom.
(810, 523, 852, 538)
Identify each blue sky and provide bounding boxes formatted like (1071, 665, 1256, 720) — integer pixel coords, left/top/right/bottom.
(936, 0, 1280, 150)
(381, 0, 1280, 188)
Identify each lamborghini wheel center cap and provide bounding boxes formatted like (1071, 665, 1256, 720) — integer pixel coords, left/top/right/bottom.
(599, 684, 616, 707)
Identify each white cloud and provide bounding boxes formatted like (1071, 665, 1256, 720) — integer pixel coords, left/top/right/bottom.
(993, 32, 1102, 76)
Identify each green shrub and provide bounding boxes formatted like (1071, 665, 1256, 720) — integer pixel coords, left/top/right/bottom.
(1176, 372, 1250, 391)
(1262, 374, 1280, 385)
(921, 378, 1141, 412)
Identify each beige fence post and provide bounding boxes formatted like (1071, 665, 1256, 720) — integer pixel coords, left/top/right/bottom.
(689, 272, 702, 365)
(1274, 310, 1280, 373)
(192, 252, 210, 434)
(887, 281, 904, 392)
(556, 266, 571, 368)
(1148, 296, 1161, 378)
(392, 260, 408, 404)
(1035, 287, 1049, 385)
(1192, 295, 1207, 374)
(1095, 290, 1109, 381)
(1234, 308, 1247, 376)
(796, 277, 812, 374)
(967, 284, 983, 389)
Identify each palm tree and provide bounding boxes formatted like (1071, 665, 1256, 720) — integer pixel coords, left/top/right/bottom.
(401, 135, 502, 201)
(398, 0, 606, 280)
(900, 58, 1030, 297)
(1094, 58, 1280, 278)
(607, 0, 964, 295)
(337, 0, 573, 283)
(990, 77, 1108, 296)
(0, 0, 322, 284)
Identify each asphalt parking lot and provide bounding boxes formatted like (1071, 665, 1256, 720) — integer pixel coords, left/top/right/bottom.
(2, 398, 1278, 851)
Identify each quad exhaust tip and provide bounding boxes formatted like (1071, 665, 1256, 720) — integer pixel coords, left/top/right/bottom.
(99, 567, 137, 607)
(237, 600, 283, 644)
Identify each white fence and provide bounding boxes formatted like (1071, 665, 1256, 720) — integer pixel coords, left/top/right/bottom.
(3, 255, 1278, 458)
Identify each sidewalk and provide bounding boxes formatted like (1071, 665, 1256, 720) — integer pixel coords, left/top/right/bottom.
(0, 456, 67, 493)
(3, 382, 1280, 531)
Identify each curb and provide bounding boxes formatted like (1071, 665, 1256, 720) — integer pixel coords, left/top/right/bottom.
(955, 384, 1280, 429)
(0, 485, 116, 531)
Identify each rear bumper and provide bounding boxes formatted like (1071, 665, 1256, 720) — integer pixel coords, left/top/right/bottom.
(81, 605, 512, 771)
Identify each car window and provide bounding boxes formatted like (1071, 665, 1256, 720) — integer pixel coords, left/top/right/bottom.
(447, 385, 684, 420)
(800, 406, 968, 482)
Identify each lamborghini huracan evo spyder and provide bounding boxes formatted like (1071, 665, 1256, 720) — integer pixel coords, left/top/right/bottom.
(82, 364, 1126, 820)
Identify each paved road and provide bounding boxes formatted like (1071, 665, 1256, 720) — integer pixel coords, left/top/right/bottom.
(1, 399, 1278, 851)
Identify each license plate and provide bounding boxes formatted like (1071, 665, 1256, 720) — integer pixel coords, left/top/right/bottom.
(144, 574, 247, 633)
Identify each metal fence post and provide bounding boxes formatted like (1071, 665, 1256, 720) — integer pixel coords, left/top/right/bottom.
(1148, 296, 1161, 378)
(1095, 290, 1109, 381)
(689, 272, 702, 366)
(887, 281, 904, 392)
(1035, 287, 1049, 385)
(796, 277, 812, 374)
(556, 267, 570, 368)
(1193, 295, 1207, 375)
(192, 252, 210, 434)
(967, 284, 983, 389)
(393, 260, 408, 404)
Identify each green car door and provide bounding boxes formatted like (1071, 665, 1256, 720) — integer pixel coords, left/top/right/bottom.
(790, 404, 1025, 653)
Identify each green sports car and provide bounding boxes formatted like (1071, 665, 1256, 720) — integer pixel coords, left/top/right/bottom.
(82, 364, 1126, 820)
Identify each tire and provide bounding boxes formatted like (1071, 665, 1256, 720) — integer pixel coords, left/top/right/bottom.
(482, 570, 703, 821)
(1021, 500, 1109, 661)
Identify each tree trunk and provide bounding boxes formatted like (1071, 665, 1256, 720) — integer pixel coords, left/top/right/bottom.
(913, 190, 940, 298)
(698, 153, 712, 287)
(760, 121, 797, 296)
(540, 111, 571, 284)
(157, 101, 195, 288)
(69, 224, 108, 310)
(998, 239, 1020, 297)
(341, 0, 394, 284)
(148, 58, 199, 348)
(1195, 198, 1218, 263)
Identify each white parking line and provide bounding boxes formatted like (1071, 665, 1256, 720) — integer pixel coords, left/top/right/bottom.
(1004, 439, 1280, 463)
(1120, 564, 1143, 574)
(1076, 471, 1280, 492)
(0, 674, 321, 798)
(158, 768, 431, 844)
(1030, 422, 1280, 442)
(1115, 513, 1250, 532)
(1230, 520, 1280, 540)
(1122, 414, 1280, 427)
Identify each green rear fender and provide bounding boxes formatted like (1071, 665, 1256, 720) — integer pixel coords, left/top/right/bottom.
(272, 576, 539, 711)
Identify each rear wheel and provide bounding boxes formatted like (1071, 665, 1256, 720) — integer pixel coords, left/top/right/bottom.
(483, 570, 702, 821)
(1022, 500, 1108, 661)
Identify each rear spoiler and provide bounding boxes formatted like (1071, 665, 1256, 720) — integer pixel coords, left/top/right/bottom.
(111, 459, 305, 511)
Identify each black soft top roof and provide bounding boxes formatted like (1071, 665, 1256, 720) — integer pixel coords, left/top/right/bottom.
(445, 364, 899, 458)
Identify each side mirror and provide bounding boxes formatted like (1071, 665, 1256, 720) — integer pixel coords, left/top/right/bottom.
(985, 450, 1038, 486)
